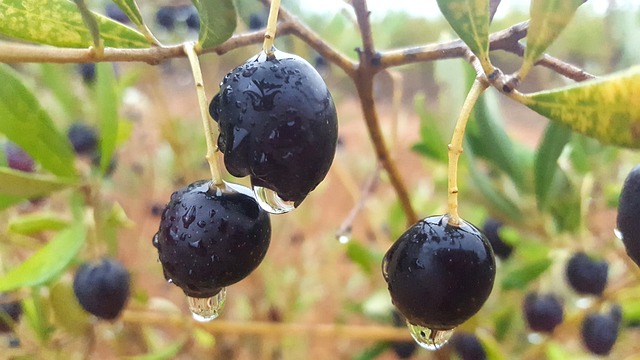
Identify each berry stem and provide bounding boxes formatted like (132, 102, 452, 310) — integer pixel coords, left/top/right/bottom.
(262, 0, 281, 56)
(447, 79, 489, 226)
(183, 42, 224, 186)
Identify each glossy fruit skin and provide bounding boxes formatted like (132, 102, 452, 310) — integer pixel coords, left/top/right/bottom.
(382, 215, 496, 330)
(4, 142, 35, 172)
(154, 180, 271, 298)
(523, 293, 563, 333)
(450, 332, 487, 360)
(482, 218, 513, 259)
(581, 305, 622, 356)
(0, 296, 22, 333)
(617, 165, 640, 266)
(565, 252, 608, 296)
(209, 49, 338, 207)
(73, 258, 130, 320)
(67, 123, 98, 156)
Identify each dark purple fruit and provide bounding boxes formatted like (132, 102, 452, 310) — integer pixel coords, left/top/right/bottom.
(390, 310, 418, 359)
(449, 332, 487, 360)
(0, 295, 22, 333)
(581, 305, 622, 356)
(156, 7, 177, 30)
(67, 123, 98, 156)
(209, 49, 338, 207)
(4, 142, 35, 172)
(77, 63, 96, 84)
(617, 165, 640, 266)
(105, 3, 130, 24)
(73, 258, 130, 320)
(482, 218, 513, 259)
(382, 215, 496, 330)
(565, 252, 608, 296)
(153, 180, 271, 298)
(248, 14, 265, 30)
(185, 7, 199, 31)
(523, 292, 563, 333)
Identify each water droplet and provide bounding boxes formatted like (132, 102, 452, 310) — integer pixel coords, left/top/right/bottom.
(167, 278, 173, 284)
(381, 257, 390, 281)
(252, 186, 295, 214)
(527, 332, 544, 344)
(614, 228, 623, 240)
(187, 288, 227, 322)
(242, 66, 258, 77)
(182, 206, 196, 229)
(197, 220, 207, 228)
(189, 240, 208, 257)
(337, 234, 350, 244)
(405, 322, 454, 350)
(152, 234, 159, 248)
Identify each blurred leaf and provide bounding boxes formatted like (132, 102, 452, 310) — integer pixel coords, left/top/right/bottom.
(22, 288, 54, 342)
(547, 175, 581, 232)
(111, 0, 144, 26)
(412, 93, 448, 162)
(501, 257, 552, 290)
(436, 0, 492, 72)
(361, 289, 394, 322)
(517, 66, 640, 148)
(8, 212, 70, 235)
(520, 0, 583, 78)
(193, 0, 236, 50)
(49, 281, 90, 335)
(476, 331, 506, 360)
(0, 224, 86, 292)
(352, 342, 388, 360)
(0, 65, 77, 178)
(0, 167, 76, 199)
(0, 195, 24, 211)
(545, 341, 574, 360)
(493, 306, 515, 341)
(0, 0, 149, 48)
(346, 241, 384, 276)
(39, 64, 81, 119)
(96, 63, 119, 174)
(126, 338, 187, 360)
(534, 122, 571, 209)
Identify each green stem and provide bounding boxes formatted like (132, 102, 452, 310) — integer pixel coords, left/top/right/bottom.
(262, 0, 281, 56)
(73, 0, 104, 56)
(183, 42, 224, 186)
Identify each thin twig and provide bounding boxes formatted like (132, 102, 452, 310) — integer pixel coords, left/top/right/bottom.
(352, 0, 376, 58)
(336, 165, 381, 238)
(262, 0, 281, 55)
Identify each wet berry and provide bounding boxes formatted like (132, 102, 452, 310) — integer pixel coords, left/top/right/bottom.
(73, 258, 130, 320)
(565, 252, 608, 296)
(67, 123, 98, 156)
(523, 292, 563, 333)
(449, 332, 487, 360)
(382, 215, 496, 330)
(482, 218, 513, 259)
(581, 305, 622, 356)
(105, 3, 129, 24)
(390, 311, 418, 359)
(156, 7, 177, 30)
(0, 295, 22, 333)
(153, 180, 271, 298)
(4, 142, 35, 172)
(617, 165, 640, 266)
(209, 49, 338, 207)
(77, 63, 96, 84)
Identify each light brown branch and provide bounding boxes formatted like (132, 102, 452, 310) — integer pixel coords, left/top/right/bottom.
(352, 0, 376, 58)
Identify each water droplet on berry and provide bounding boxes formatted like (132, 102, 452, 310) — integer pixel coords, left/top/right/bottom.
(182, 206, 197, 229)
(187, 288, 227, 322)
(614, 228, 623, 240)
(252, 186, 295, 214)
(405, 322, 454, 350)
(337, 234, 350, 244)
(152, 234, 159, 248)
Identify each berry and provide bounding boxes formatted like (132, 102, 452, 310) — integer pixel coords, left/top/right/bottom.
(382, 215, 496, 330)
(77, 63, 96, 83)
(482, 218, 513, 259)
(0, 296, 22, 333)
(390, 311, 417, 359)
(523, 293, 563, 333)
(73, 257, 131, 320)
(449, 332, 487, 360)
(581, 305, 622, 356)
(4, 142, 35, 172)
(617, 165, 640, 266)
(209, 49, 338, 207)
(153, 180, 271, 298)
(185, 7, 200, 31)
(248, 14, 265, 30)
(565, 252, 608, 296)
(156, 7, 177, 30)
(67, 123, 98, 156)
(105, 3, 129, 24)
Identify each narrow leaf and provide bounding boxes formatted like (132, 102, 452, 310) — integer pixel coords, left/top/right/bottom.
(0, 224, 86, 292)
(39, 64, 81, 119)
(345, 241, 384, 276)
(436, 0, 492, 73)
(0, 195, 24, 211)
(8, 213, 70, 235)
(193, 0, 237, 50)
(0, 167, 76, 198)
(95, 63, 119, 174)
(111, 0, 144, 26)
(0, 65, 77, 178)
(501, 257, 552, 290)
(0, 0, 149, 48)
(534, 122, 571, 209)
(412, 93, 448, 163)
(520, 0, 583, 78)
(518, 66, 640, 148)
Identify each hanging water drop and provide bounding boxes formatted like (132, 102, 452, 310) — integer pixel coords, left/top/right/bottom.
(405, 322, 454, 350)
(614, 228, 623, 240)
(252, 186, 295, 214)
(187, 288, 227, 322)
(337, 233, 351, 244)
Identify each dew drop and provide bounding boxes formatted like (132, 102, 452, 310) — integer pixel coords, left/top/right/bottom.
(182, 206, 197, 229)
(252, 186, 295, 214)
(405, 322, 454, 350)
(614, 228, 623, 240)
(197, 220, 207, 228)
(152, 234, 159, 248)
(167, 278, 173, 284)
(337, 234, 351, 244)
(381, 257, 390, 281)
(187, 288, 227, 322)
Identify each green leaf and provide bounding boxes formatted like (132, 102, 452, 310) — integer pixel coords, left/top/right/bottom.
(193, 0, 237, 50)
(95, 63, 119, 174)
(111, 0, 144, 26)
(0, 0, 149, 48)
(39, 64, 81, 119)
(49, 281, 90, 335)
(436, 0, 492, 73)
(520, 0, 584, 78)
(0, 224, 86, 292)
(534, 122, 571, 209)
(412, 93, 448, 163)
(501, 256, 552, 290)
(8, 213, 70, 235)
(517, 66, 640, 148)
(345, 240, 384, 276)
(0, 65, 77, 178)
(0, 195, 25, 211)
(0, 167, 76, 199)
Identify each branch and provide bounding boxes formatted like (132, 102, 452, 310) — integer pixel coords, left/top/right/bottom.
(352, 0, 376, 58)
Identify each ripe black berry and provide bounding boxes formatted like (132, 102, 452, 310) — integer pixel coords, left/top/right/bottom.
(105, 3, 129, 24)
(156, 7, 176, 30)
(77, 63, 96, 84)
(565, 252, 608, 296)
(248, 14, 265, 30)
(0, 296, 22, 333)
(449, 332, 487, 360)
(4, 142, 35, 172)
(382, 215, 496, 330)
(617, 165, 640, 266)
(67, 123, 98, 156)
(185, 7, 200, 31)
(391, 311, 418, 359)
(523, 292, 563, 333)
(482, 218, 513, 259)
(73, 258, 130, 320)
(153, 180, 271, 298)
(581, 305, 622, 356)
(209, 49, 338, 207)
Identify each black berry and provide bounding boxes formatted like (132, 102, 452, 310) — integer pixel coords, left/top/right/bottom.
(523, 292, 564, 333)
(156, 7, 177, 30)
(617, 165, 640, 266)
(153, 180, 271, 298)
(449, 332, 487, 360)
(77, 63, 96, 84)
(390, 310, 417, 359)
(248, 14, 265, 30)
(0, 295, 22, 333)
(73, 258, 130, 320)
(105, 3, 129, 24)
(581, 305, 622, 356)
(482, 218, 513, 259)
(209, 49, 338, 207)
(4, 142, 35, 172)
(565, 252, 608, 296)
(382, 215, 496, 330)
(185, 7, 200, 31)
(67, 123, 98, 156)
